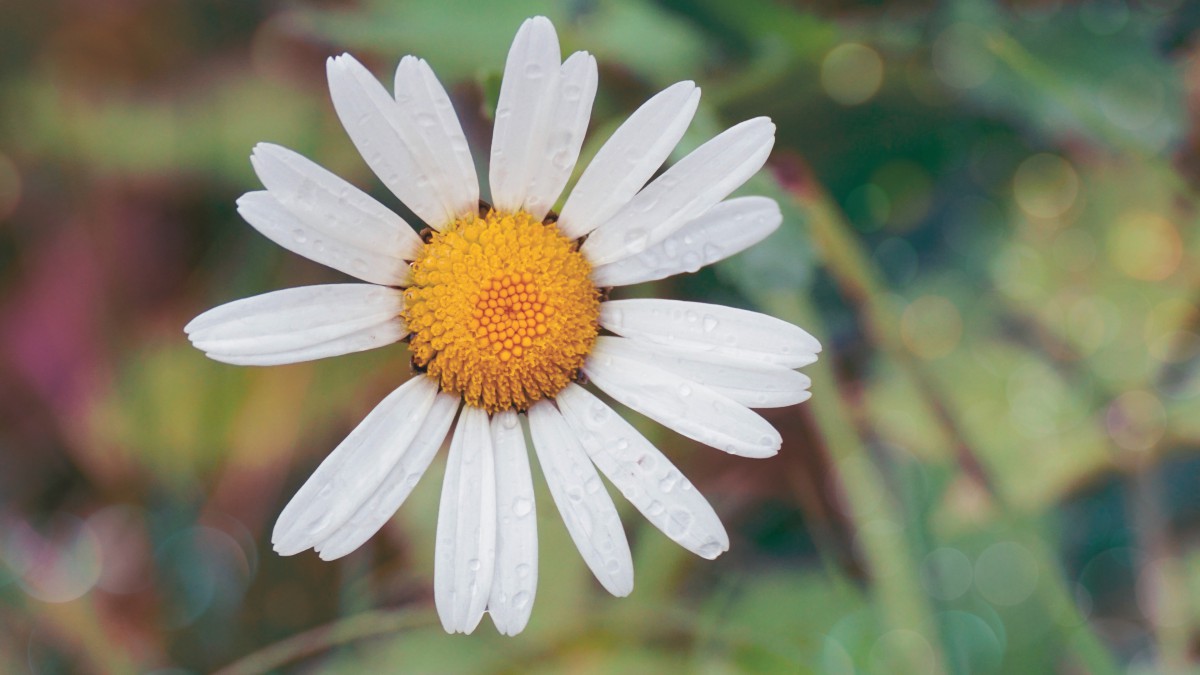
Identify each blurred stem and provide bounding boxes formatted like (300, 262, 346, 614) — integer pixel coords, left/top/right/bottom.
(1126, 466, 1192, 672)
(212, 608, 437, 675)
(752, 290, 946, 674)
(798, 177, 1002, 502)
(769, 171, 1121, 675)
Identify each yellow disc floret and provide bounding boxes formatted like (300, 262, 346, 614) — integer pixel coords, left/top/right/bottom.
(403, 209, 600, 413)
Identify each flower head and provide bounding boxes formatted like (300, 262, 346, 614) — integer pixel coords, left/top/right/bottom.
(186, 16, 820, 636)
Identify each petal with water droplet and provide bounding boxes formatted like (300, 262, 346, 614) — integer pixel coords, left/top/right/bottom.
(557, 385, 728, 558)
(186, 284, 407, 366)
(581, 117, 775, 266)
(527, 401, 633, 596)
(592, 336, 811, 408)
(591, 196, 781, 286)
(271, 376, 439, 555)
(558, 81, 699, 239)
(489, 17, 563, 215)
(314, 392, 460, 560)
(599, 298, 820, 368)
(584, 340, 782, 458)
(434, 407, 497, 634)
(487, 411, 538, 636)
(237, 190, 413, 286)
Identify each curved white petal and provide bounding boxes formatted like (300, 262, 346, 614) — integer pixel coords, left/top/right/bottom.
(272, 376, 439, 555)
(487, 411, 538, 636)
(249, 143, 423, 264)
(314, 392, 460, 561)
(488, 16, 562, 214)
(599, 299, 820, 368)
(558, 81, 700, 239)
(594, 336, 811, 408)
(591, 196, 781, 287)
(521, 51, 598, 220)
(237, 191, 412, 286)
(327, 53, 475, 228)
(581, 117, 776, 266)
(556, 385, 728, 559)
(583, 342, 781, 458)
(434, 406, 497, 634)
(392, 56, 480, 219)
(527, 401, 633, 596)
(186, 284, 407, 366)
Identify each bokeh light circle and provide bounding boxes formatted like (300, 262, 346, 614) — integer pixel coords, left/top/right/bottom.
(974, 541, 1040, 606)
(1013, 154, 1080, 219)
(821, 43, 884, 106)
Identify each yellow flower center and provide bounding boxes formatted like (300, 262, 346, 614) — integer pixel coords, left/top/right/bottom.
(402, 209, 600, 413)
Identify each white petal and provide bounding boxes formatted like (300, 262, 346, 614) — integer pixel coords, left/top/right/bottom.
(556, 384, 728, 559)
(434, 407, 497, 634)
(527, 401, 633, 596)
(581, 118, 776, 266)
(558, 81, 700, 239)
(237, 191, 412, 286)
(186, 284, 407, 366)
(392, 56, 480, 218)
(327, 54, 476, 228)
(591, 196, 781, 287)
(488, 16, 562, 214)
(314, 392, 460, 561)
(594, 336, 811, 408)
(487, 411, 538, 636)
(583, 342, 781, 458)
(520, 51, 598, 220)
(249, 143, 423, 264)
(599, 299, 820, 368)
(272, 376, 439, 555)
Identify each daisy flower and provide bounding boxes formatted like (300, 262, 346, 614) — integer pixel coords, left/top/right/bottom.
(185, 16, 820, 636)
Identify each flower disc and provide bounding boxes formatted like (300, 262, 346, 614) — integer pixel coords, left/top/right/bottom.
(403, 209, 600, 412)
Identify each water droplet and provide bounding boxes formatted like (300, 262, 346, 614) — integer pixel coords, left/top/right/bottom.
(606, 559, 621, 574)
(647, 500, 664, 515)
(516, 563, 531, 578)
(660, 474, 679, 492)
(585, 477, 601, 494)
(512, 497, 532, 517)
(514, 591, 531, 609)
(666, 509, 692, 537)
(702, 316, 719, 332)
(590, 402, 609, 424)
(677, 384, 692, 398)
(293, 229, 308, 244)
(682, 251, 702, 272)
(564, 84, 582, 101)
(523, 63, 543, 78)
(468, 558, 481, 571)
(698, 541, 723, 558)
(568, 487, 582, 502)
(702, 243, 723, 262)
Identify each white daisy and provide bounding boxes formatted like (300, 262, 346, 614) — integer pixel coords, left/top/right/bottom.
(185, 16, 820, 636)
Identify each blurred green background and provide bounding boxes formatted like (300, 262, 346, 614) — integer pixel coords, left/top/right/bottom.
(2, 0, 1199, 672)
